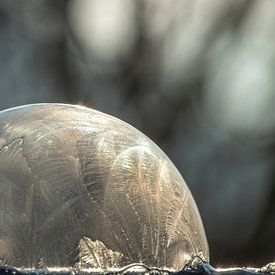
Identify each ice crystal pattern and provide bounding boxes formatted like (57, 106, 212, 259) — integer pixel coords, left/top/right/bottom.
(0, 104, 209, 271)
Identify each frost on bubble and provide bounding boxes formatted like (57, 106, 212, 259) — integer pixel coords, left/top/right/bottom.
(0, 104, 209, 271)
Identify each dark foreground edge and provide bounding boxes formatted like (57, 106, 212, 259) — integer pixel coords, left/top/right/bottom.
(0, 261, 274, 275)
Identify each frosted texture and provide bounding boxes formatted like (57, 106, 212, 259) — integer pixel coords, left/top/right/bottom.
(0, 104, 209, 271)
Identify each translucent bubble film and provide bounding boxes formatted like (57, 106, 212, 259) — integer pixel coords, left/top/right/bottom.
(0, 104, 209, 271)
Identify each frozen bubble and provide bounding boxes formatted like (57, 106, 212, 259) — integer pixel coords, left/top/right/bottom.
(0, 104, 208, 271)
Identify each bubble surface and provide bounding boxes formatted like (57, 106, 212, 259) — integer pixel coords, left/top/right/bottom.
(0, 104, 209, 271)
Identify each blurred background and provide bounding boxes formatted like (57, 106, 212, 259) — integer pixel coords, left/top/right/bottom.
(0, 0, 274, 267)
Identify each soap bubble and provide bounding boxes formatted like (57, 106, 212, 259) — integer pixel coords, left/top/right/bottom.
(0, 104, 208, 271)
